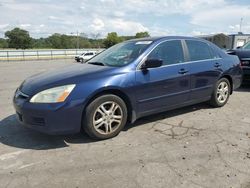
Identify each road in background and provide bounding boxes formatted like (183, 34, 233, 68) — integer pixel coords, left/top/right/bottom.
(0, 49, 104, 61)
(0, 60, 250, 188)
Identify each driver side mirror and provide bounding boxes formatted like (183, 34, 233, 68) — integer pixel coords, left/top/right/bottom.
(141, 59, 163, 70)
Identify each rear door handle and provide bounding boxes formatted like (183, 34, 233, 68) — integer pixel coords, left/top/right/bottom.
(214, 62, 222, 68)
(178, 68, 189, 74)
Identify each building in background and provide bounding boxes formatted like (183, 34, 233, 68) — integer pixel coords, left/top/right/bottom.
(198, 32, 250, 49)
(228, 32, 250, 49)
(198, 33, 231, 49)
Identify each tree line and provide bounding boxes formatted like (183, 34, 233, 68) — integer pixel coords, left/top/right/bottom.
(0, 28, 150, 49)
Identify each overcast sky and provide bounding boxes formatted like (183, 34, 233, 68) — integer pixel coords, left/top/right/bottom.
(0, 0, 250, 38)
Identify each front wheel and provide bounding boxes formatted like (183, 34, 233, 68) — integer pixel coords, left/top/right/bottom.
(80, 58, 85, 63)
(83, 95, 127, 140)
(209, 78, 231, 107)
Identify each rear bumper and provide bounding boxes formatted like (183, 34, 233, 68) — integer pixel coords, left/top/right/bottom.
(13, 96, 84, 135)
(231, 73, 242, 91)
(242, 67, 250, 81)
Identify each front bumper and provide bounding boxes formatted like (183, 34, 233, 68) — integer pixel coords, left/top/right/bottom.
(75, 57, 81, 62)
(13, 90, 84, 135)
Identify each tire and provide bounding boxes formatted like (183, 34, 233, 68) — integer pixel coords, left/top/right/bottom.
(209, 78, 231, 107)
(80, 58, 85, 63)
(83, 94, 127, 140)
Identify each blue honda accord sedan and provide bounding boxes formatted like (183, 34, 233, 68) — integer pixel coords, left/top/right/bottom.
(13, 36, 242, 139)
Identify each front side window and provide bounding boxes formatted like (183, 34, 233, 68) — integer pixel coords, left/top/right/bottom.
(147, 40, 184, 65)
(186, 40, 212, 61)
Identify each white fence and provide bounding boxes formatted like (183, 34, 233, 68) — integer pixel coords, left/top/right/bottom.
(0, 49, 104, 61)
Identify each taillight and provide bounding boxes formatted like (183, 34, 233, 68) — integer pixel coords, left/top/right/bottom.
(241, 60, 250, 66)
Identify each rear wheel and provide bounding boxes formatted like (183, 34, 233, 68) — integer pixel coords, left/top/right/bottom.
(83, 94, 127, 140)
(209, 78, 231, 107)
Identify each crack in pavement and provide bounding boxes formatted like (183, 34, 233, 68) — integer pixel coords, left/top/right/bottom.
(214, 139, 250, 176)
(150, 120, 205, 139)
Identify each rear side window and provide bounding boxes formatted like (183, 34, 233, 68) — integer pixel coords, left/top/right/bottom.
(186, 40, 213, 61)
(209, 47, 221, 59)
(148, 40, 184, 65)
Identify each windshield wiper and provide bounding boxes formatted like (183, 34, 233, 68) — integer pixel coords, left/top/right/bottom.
(88, 62, 105, 66)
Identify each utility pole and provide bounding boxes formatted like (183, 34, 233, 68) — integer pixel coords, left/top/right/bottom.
(70, 31, 80, 49)
(77, 30, 79, 49)
(240, 18, 243, 33)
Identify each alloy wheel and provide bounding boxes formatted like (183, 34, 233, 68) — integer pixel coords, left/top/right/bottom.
(216, 81, 229, 104)
(93, 101, 123, 135)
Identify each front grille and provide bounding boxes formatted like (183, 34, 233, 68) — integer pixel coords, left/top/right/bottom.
(16, 112, 45, 126)
(23, 116, 45, 126)
(32, 117, 45, 126)
(15, 89, 29, 100)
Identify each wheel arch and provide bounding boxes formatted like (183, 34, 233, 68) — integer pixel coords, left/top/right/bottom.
(82, 88, 135, 125)
(220, 74, 233, 94)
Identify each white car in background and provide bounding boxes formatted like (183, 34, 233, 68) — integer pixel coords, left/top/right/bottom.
(75, 51, 96, 63)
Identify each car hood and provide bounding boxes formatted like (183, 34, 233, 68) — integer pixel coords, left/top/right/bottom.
(20, 63, 113, 95)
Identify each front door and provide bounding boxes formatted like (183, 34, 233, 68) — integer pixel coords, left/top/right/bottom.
(135, 40, 190, 116)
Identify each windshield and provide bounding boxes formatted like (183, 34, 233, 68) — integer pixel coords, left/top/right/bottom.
(88, 41, 152, 67)
(242, 41, 250, 49)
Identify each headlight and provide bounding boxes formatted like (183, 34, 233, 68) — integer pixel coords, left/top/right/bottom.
(30, 84, 76, 103)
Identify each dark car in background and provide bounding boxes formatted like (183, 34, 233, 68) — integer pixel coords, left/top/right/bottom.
(227, 42, 250, 82)
(13, 36, 242, 140)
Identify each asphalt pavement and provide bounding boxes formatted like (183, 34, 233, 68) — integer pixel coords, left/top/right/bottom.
(1, 59, 250, 188)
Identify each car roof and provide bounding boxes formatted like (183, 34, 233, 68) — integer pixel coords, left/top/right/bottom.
(128, 36, 205, 43)
(127, 36, 226, 57)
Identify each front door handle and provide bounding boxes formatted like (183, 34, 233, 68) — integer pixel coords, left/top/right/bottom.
(178, 68, 189, 74)
(214, 62, 222, 68)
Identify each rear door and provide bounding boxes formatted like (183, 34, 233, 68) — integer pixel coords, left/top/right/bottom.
(184, 40, 222, 101)
(135, 40, 191, 116)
